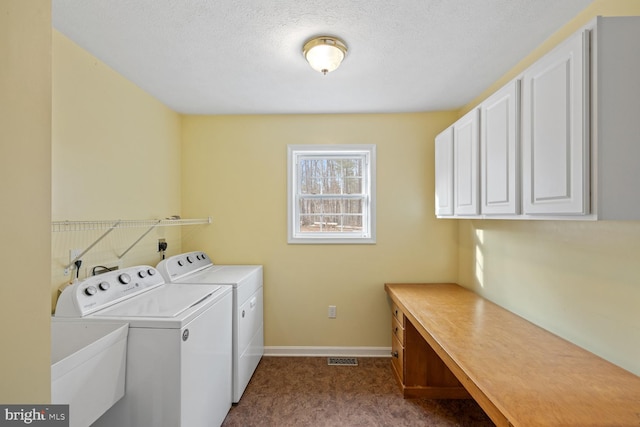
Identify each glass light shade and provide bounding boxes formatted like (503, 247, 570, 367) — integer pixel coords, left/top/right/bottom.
(303, 37, 347, 75)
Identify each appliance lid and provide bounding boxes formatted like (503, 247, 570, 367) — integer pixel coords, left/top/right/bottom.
(94, 283, 222, 318)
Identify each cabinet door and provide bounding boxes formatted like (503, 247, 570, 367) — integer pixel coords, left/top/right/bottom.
(521, 30, 590, 215)
(453, 109, 480, 216)
(435, 127, 454, 216)
(481, 80, 520, 215)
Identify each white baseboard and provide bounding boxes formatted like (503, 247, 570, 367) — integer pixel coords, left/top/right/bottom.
(264, 346, 392, 358)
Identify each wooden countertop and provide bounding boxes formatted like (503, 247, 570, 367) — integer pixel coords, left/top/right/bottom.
(385, 283, 640, 427)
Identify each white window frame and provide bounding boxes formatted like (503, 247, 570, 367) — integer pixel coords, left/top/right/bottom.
(287, 144, 376, 244)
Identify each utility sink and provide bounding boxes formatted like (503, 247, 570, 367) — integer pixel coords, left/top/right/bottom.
(51, 321, 128, 427)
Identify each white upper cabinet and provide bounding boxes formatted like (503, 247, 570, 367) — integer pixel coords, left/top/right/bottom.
(434, 16, 640, 220)
(435, 126, 454, 216)
(453, 109, 480, 216)
(481, 80, 520, 215)
(521, 30, 590, 215)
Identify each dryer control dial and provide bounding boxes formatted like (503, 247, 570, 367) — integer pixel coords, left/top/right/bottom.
(118, 273, 131, 284)
(98, 281, 110, 291)
(84, 286, 97, 296)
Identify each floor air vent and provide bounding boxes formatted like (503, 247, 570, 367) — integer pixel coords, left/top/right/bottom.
(327, 357, 358, 366)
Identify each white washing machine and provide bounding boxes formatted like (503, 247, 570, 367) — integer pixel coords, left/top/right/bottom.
(55, 265, 232, 427)
(157, 251, 263, 403)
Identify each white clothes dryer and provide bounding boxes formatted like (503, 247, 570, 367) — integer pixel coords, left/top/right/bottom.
(55, 265, 232, 427)
(157, 252, 263, 403)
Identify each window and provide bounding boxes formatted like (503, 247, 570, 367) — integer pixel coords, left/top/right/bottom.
(288, 144, 376, 244)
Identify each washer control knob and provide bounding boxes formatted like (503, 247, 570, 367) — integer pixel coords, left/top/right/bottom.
(118, 273, 131, 284)
(177, 260, 183, 267)
(138, 270, 147, 278)
(187, 256, 193, 263)
(147, 268, 156, 276)
(84, 286, 98, 296)
(98, 281, 110, 291)
(196, 254, 201, 260)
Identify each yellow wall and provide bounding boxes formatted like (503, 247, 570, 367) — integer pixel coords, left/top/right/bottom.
(181, 113, 459, 348)
(51, 31, 184, 308)
(0, 0, 52, 402)
(457, 0, 640, 375)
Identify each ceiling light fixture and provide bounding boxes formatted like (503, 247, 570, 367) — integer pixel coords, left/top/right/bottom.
(303, 36, 348, 75)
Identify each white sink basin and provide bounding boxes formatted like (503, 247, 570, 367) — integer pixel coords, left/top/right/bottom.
(51, 321, 128, 427)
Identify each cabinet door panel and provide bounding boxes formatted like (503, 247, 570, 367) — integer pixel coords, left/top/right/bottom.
(522, 30, 590, 215)
(481, 80, 520, 215)
(453, 109, 480, 216)
(435, 127, 454, 216)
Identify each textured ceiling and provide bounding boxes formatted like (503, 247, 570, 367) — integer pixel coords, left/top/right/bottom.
(52, 0, 594, 115)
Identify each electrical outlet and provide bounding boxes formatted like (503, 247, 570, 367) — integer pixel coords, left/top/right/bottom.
(69, 248, 82, 264)
(158, 238, 168, 252)
(64, 248, 82, 276)
(328, 305, 337, 319)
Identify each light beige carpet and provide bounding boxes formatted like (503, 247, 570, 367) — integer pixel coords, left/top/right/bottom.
(222, 357, 494, 426)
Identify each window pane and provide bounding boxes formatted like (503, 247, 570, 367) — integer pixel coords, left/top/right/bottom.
(343, 214, 363, 229)
(300, 198, 324, 216)
(300, 160, 323, 194)
(345, 177, 362, 194)
(320, 199, 340, 214)
(300, 178, 321, 195)
(300, 214, 321, 231)
(344, 199, 362, 213)
(324, 177, 340, 193)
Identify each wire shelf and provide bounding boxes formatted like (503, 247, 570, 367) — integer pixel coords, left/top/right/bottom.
(51, 217, 212, 232)
(53, 217, 212, 274)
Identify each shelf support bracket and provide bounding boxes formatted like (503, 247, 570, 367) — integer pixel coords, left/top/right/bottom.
(117, 220, 162, 259)
(63, 220, 121, 275)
